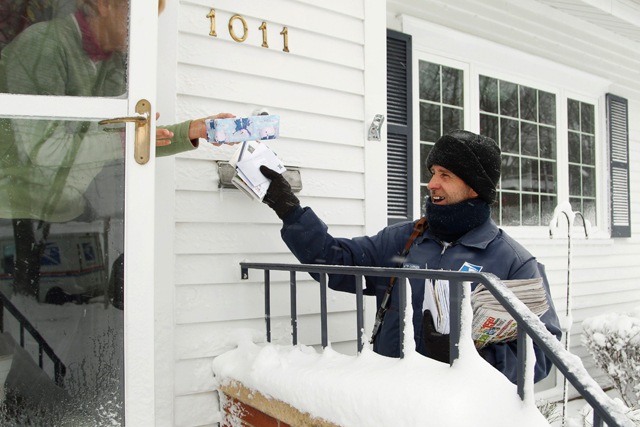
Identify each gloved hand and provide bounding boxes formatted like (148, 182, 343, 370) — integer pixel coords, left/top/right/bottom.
(422, 310, 450, 363)
(260, 165, 300, 220)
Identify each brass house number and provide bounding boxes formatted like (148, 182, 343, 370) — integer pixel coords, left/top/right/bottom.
(207, 9, 290, 53)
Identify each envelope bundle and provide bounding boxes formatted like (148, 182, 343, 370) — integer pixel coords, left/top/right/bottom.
(228, 141, 286, 200)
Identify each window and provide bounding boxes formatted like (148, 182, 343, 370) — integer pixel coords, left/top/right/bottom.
(418, 60, 464, 213)
(567, 99, 597, 226)
(479, 76, 557, 227)
(398, 21, 626, 235)
(412, 57, 608, 231)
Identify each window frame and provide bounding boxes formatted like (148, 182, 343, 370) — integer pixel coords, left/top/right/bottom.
(403, 15, 611, 238)
(411, 52, 471, 220)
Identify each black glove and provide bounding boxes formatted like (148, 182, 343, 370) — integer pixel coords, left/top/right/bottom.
(260, 165, 300, 220)
(422, 310, 450, 363)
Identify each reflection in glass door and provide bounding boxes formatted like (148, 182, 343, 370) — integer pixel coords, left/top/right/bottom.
(0, 0, 130, 423)
(0, 118, 126, 424)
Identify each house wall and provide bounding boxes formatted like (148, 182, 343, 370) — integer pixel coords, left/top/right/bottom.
(156, 1, 640, 424)
(156, 1, 385, 426)
(387, 0, 640, 397)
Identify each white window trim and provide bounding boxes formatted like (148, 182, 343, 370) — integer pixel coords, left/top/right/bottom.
(411, 52, 471, 220)
(402, 14, 612, 239)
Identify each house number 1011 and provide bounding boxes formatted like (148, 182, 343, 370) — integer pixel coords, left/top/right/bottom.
(206, 9, 290, 53)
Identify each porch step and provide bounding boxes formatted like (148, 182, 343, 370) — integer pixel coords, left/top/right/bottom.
(220, 380, 338, 427)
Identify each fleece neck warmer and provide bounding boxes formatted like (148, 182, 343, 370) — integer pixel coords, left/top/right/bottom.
(425, 197, 490, 243)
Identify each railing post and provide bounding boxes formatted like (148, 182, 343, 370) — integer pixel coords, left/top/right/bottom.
(593, 411, 603, 427)
(264, 270, 271, 343)
(319, 273, 328, 349)
(517, 324, 526, 400)
(449, 280, 462, 365)
(290, 271, 297, 346)
(55, 363, 65, 387)
(398, 277, 406, 358)
(355, 275, 364, 353)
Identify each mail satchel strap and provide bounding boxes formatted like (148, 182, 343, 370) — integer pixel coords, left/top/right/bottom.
(370, 217, 427, 344)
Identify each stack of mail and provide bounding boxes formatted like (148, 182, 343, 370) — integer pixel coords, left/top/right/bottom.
(423, 280, 451, 335)
(228, 141, 286, 200)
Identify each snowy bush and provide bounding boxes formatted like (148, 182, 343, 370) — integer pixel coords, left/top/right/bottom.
(581, 307, 640, 407)
(536, 399, 562, 425)
(568, 399, 640, 427)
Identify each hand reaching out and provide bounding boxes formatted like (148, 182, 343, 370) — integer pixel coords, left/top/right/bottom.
(189, 112, 236, 146)
(155, 112, 238, 147)
(155, 112, 173, 146)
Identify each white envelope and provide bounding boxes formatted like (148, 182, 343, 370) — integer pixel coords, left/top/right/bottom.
(236, 143, 286, 187)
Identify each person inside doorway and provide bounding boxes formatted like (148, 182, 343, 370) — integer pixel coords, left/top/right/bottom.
(0, 0, 235, 298)
(0, 0, 234, 422)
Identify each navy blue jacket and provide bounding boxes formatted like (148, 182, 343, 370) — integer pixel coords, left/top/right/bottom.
(281, 206, 562, 384)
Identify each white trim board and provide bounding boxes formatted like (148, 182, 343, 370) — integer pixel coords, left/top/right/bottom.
(401, 15, 612, 96)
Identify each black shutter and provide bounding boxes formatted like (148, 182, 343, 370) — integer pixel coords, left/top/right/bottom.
(386, 29, 413, 225)
(607, 94, 631, 238)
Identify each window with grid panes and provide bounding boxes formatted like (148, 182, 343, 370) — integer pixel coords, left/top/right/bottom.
(478, 75, 557, 227)
(418, 60, 464, 214)
(568, 99, 597, 226)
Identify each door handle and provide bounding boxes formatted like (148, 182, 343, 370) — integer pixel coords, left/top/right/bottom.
(99, 99, 151, 165)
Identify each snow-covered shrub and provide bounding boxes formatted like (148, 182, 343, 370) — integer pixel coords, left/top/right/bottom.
(581, 307, 640, 407)
(569, 399, 640, 427)
(536, 399, 562, 425)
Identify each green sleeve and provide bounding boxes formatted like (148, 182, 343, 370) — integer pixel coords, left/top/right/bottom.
(156, 120, 199, 157)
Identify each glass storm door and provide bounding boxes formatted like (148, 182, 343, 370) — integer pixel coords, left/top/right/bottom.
(0, 0, 157, 424)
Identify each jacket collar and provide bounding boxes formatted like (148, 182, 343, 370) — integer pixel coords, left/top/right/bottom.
(418, 216, 499, 250)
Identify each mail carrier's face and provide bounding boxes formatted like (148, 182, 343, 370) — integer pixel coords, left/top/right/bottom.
(427, 165, 478, 205)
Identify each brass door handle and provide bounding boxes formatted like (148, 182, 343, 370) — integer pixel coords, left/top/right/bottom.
(99, 99, 151, 165)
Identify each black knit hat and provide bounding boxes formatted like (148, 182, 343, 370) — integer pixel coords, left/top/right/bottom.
(425, 130, 501, 205)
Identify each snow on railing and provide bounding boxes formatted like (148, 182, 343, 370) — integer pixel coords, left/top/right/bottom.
(240, 262, 634, 427)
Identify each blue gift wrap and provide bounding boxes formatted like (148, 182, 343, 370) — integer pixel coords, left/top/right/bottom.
(205, 115, 280, 143)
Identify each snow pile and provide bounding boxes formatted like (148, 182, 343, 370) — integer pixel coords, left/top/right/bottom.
(582, 307, 640, 407)
(212, 284, 549, 427)
(212, 332, 548, 427)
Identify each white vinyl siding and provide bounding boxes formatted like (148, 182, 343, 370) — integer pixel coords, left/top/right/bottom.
(166, 1, 380, 425)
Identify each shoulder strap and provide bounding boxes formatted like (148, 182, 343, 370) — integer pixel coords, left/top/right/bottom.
(397, 217, 427, 263)
(370, 217, 428, 344)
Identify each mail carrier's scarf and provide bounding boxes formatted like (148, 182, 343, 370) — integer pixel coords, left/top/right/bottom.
(425, 197, 490, 243)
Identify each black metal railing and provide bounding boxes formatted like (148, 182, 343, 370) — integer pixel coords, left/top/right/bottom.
(0, 291, 66, 387)
(240, 262, 634, 427)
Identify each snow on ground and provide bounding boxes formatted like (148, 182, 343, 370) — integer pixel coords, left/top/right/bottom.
(212, 284, 550, 427)
(212, 330, 549, 427)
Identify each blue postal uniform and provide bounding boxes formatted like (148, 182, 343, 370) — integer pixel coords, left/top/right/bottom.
(280, 205, 562, 384)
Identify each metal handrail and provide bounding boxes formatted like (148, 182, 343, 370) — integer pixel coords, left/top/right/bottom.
(240, 262, 634, 427)
(0, 291, 66, 386)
